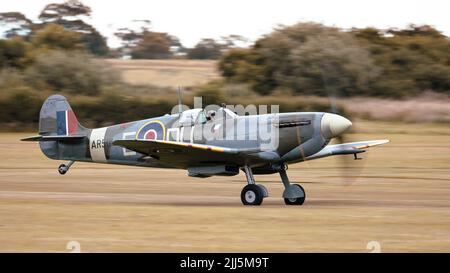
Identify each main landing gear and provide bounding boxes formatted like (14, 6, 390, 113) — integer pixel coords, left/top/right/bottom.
(279, 169, 306, 205)
(58, 160, 75, 175)
(241, 165, 268, 205)
(240, 164, 305, 206)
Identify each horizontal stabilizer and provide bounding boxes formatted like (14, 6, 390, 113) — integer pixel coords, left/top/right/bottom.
(21, 135, 86, 142)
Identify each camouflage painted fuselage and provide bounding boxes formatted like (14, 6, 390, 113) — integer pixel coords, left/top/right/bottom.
(40, 111, 327, 170)
(34, 94, 340, 177)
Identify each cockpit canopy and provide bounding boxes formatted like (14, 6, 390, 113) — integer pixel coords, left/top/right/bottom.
(178, 107, 237, 126)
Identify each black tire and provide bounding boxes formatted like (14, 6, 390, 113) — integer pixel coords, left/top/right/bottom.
(241, 184, 264, 206)
(284, 184, 306, 205)
(58, 164, 67, 175)
(256, 184, 268, 198)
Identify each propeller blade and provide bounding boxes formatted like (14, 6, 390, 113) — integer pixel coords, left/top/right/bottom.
(320, 65, 365, 186)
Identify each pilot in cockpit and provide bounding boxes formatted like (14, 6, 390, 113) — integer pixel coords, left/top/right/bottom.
(206, 110, 217, 121)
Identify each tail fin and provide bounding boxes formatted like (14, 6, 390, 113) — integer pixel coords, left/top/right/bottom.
(39, 94, 86, 136)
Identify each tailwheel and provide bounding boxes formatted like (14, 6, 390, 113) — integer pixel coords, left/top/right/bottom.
(58, 161, 74, 175)
(58, 164, 68, 175)
(284, 184, 306, 205)
(241, 184, 264, 206)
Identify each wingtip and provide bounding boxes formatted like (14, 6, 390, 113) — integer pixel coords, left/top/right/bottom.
(370, 139, 390, 147)
(353, 139, 390, 149)
(20, 135, 42, 141)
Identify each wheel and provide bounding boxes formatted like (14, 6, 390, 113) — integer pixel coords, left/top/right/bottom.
(284, 184, 306, 205)
(256, 184, 269, 198)
(241, 184, 264, 206)
(58, 164, 67, 175)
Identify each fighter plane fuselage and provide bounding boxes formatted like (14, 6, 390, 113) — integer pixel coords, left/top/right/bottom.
(39, 111, 328, 171)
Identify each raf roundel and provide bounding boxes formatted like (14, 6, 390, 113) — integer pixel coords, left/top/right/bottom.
(144, 129, 157, 140)
(136, 121, 165, 141)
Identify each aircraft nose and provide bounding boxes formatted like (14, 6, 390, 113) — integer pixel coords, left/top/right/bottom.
(321, 113, 352, 138)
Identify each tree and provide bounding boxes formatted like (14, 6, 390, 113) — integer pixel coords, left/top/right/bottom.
(0, 37, 31, 69)
(0, 12, 32, 38)
(31, 24, 84, 52)
(218, 48, 275, 94)
(38, 0, 108, 56)
(219, 49, 251, 78)
(219, 22, 450, 97)
(131, 31, 178, 59)
(219, 23, 378, 96)
(187, 36, 248, 60)
(187, 38, 223, 59)
(38, 0, 91, 21)
(55, 19, 109, 56)
(387, 24, 445, 38)
(260, 24, 378, 96)
(221, 35, 249, 48)
(1, 1, 108, 56)
(353, 24, 450, 96)
(115, 21, 181, 59)
(114, 20, 152, 54)
(194, 81, 225, 105)
(27, 51, 118, 95)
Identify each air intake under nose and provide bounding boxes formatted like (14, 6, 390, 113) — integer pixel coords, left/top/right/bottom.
(320, 113, 352, 138)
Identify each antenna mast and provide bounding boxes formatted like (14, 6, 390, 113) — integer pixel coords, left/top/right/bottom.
(177, 86, 183, 114)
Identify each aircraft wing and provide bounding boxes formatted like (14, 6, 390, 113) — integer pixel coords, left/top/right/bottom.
(112, 139, 261, 167)
(306, 139, 389, 161)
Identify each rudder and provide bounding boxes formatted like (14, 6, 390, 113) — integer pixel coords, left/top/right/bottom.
(39, 94, 85, 136)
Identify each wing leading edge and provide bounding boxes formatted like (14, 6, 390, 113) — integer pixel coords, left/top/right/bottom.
(113, 139, 261, 155)
(306, 139, 390, 161)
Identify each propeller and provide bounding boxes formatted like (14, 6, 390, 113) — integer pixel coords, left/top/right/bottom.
(320, 67, 366, 186)
(330, 99, 364, 186)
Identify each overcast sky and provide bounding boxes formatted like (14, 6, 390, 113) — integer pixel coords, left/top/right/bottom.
(1, 0, 449, 47)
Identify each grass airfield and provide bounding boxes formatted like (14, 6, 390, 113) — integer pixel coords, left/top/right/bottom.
(0, 120, 450, 252)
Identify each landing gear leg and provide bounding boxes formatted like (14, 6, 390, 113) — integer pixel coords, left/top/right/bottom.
(58, 160, 74, 175)
(240, 165, 268, 206)
(279, 166, 305, 205)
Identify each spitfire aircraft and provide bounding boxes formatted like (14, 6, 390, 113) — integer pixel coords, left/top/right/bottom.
(22, 94, 389, 206)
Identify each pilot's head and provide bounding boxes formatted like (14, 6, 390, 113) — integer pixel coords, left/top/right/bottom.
(206, 110, 216, 121)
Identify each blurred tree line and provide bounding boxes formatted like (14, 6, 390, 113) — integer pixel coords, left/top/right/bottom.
(0, 0, 108, 56)
(218, 23, 450, 97)
(0, 0, 242, 60)
(0, 16, 177, 128)
(0, 0, 250, 129)
(114, 21, 247, 60)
